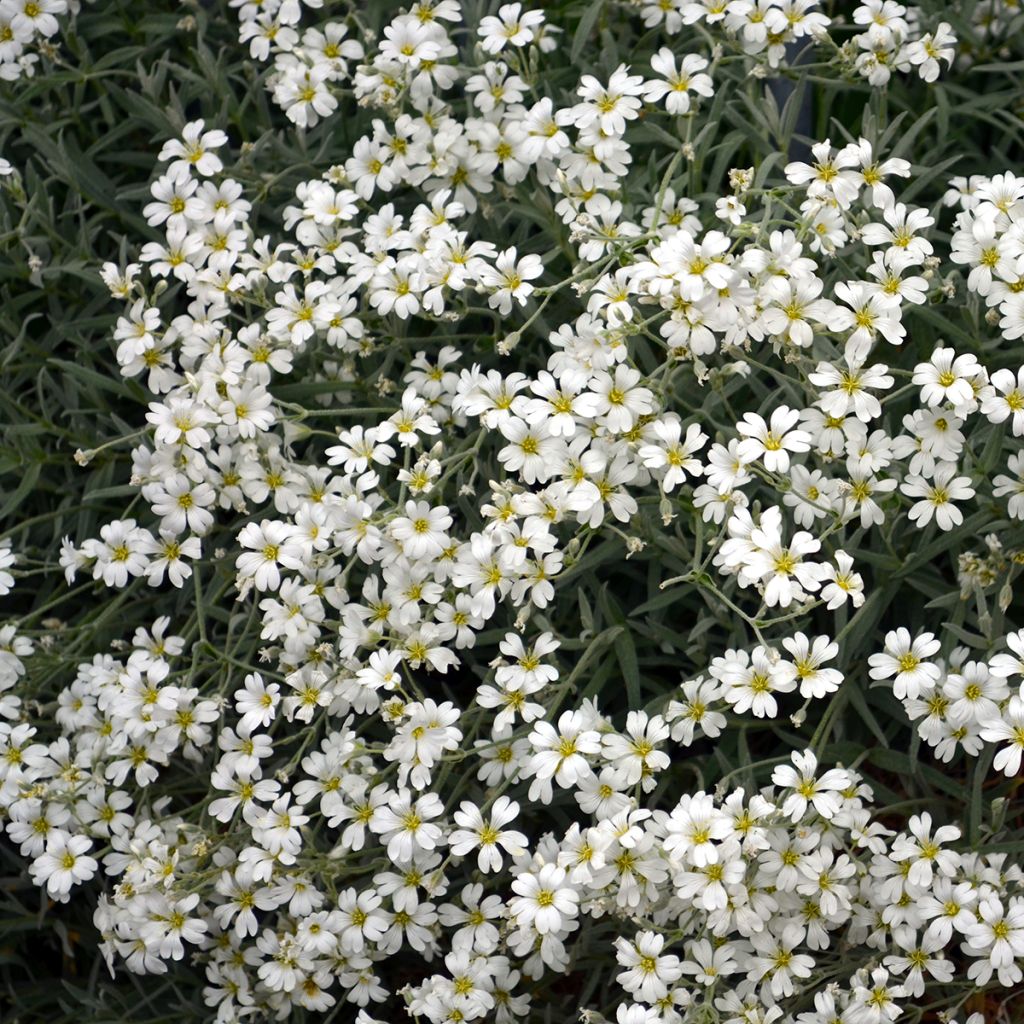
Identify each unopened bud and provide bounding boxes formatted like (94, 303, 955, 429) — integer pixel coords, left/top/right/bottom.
(991, 796, 1007, 832)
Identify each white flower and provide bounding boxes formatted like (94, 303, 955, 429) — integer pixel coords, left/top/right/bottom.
(644, 49, 714, 115)
(785, 139, 861, 208)
(717, 644, 796, 717)
(912, 347, 981, 409)
(369, 789, 446, 863)
(235, 520, 304, 592)
(993, 452, 1024, 519)
(772, 749, 850, 820)
(478, 2, 545, 53)
(587, 365, 655, 433)
(979, 694, 1024, 776)
(777, 633, 843, 699)
(390, 500, 453, 560)
(906, 22, 956, 83)
(889, 811, 961, 886)
(480, 247, 543, 314)
(508, 863, 578, 934)
(379, 14, 442, 66)
(29, 833, 98, 901)
(158, 119, 229, 177)
(615, 931, 684, 1002)
(989, 629, 1024, 679)
(663, 791, 730, 867)
(526, 710, 601, 796)
(336, 888, 388, 954)
(601, 711, 671, 789)
(981, 367, 1024, 435)
(638, 419, 707, 491)
(450, 796, 528, 872)
(234, 672, 280, 733)
(860, 202, 935, 262)
(748, 924, 815, 999)
(901, 464, 975, 530)
(868, 628, 941, 699)
(575, 64, 646, 136)
(736, 406, 811, 472)
(963, 897, 1024, 987)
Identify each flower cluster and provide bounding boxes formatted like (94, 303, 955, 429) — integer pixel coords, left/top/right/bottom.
(0, 0, 70, 82)
(229, 0, 954, 127)
(4, 1, 1024, 1022)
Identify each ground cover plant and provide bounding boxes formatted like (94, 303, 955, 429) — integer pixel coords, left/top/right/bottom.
(3, 0, 1024, 1022)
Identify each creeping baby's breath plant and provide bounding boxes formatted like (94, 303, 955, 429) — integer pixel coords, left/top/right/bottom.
(4, 1, 1024, 1022)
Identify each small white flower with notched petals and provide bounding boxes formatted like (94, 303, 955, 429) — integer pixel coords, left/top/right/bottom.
(868, 628, 941, 699)
(146, 396, 212, 448)
(369, 789, 445, 864)
(663, 791, 730, 867)
(601, 711, 671, 790)
(587, 365, 655, 434)
(979, 694, 1024, 776)
(901, 464, 975, 530)
(390, 500, 453, 560)
(638, 419, 707, 492)
(29, 833, 98, 901)
(749, 923, 816, 999)
(860, 202, 935, 262)
(480, 247, 543, 314)
(993, 452, 1024, 520)
(665, 676, 727, 745)
(616, 1006, 661, 1024)
(494, 631, 560, 693)
(478, 2, 545, 53)
(234, 672, 280, 733)
(777, 633, 843, 699)
(912, 347, 981, 409)
(981, 367, 1024, 435)
(736, 406, 811, 472)
(832, 280, 906, 350)
(644, 49, 714, 115)
(614, 930, 684, 1002)
(526, 710, 601, 794)
(379, 14, 441, 66)
(717, 644, 796, 718)
(906, 22, 956, 83)
(450, 796, 527, 872)
(497, 417, 565, 484)
(989, 629, 1024, 679)
(999, 293, 1024, 341)
(890, 811, 961, 886)
(235, 520, 304, 592)
(508, 862, 578, 934)
(771, 749, 850, 821)
(760, 277, 834, 348)
(962, 896, 1024, 987)
(575, 64, 646, 136)
(336, 887, 387, 954)
(785, 139, 861, 208)
(158, 119, 229, 177)
(943, 660, 1007, 725)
